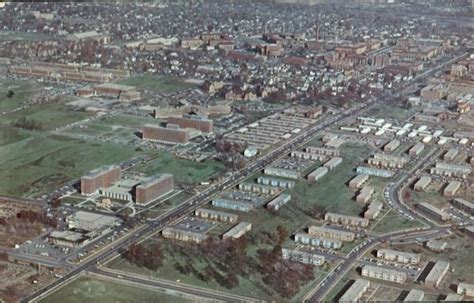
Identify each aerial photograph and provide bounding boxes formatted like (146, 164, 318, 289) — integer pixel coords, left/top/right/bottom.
(0, 0, 473, 302)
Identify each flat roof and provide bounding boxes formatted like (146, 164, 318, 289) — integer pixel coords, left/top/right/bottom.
(169, 217, 215, 233)
(425, 260, 450, 282)
(138, 174, 173, 188)
(339, 279, 370, 302)
(83, 165, 120, 178)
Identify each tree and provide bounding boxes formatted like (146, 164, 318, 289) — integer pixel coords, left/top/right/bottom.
(7, 90, 14, 98)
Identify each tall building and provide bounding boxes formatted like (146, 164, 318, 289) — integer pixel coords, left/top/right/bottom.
(142, 124, 190, 144)
(80, 165, 121, 195)
(135, 174, 174, 205)
(167, 114, 213, 133)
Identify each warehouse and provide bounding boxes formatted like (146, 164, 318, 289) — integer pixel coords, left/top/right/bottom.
(364, 200, 383, 219)
(307, 166, 328, 182)
(294, 232, 342, 249)
(409, 143, 425, 156)
(281, 248, 325, 266)
(361, 265, 407, 284)
(423, 260, 450, 287)
(308, 225, 355, 242)
(349, 174, 369, 189)
(377, 249, 421, 264)
(266, 193, 291, 211)
(356, 186, 375, 204)
(384, 139, 401, 152)
(323, 157, 343, 170)
(325, 212, 369, 228)
(457, 283, 474, 297)
(414, 176, 431, 191)
(452, 198, 474, 215)
(403, 289, 424, 302)
(339, 279, 370, 303)
(222, 222, 252, 240)
(194, 208, 238, 223)
(443, 181, 461, 197)
(417, 202, 448, 222)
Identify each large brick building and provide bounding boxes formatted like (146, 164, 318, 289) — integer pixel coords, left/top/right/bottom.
(142, 124, 190, 144)
(80, 165, 121, 195)
(167, 114, 213, 133)
(135, 174, 174, 205)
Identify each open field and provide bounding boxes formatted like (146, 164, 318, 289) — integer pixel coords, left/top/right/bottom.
(369, 209, 423, 234)
(0, 80, 43, 112)
(0, 134, 149, 197)
(117, 75, 197, 94)
(37, 275, 193, 303)
(363, 104, 417, 122)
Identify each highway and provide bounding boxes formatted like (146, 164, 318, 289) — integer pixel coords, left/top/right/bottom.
(22, 50, 469, 302)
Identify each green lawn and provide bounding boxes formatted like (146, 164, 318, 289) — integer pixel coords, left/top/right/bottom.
(0, 126, 31, 146)
(0, 134, 149, 197)
(38, 275, 193, 303)
(0, 80, 42, 112)
(369, 209, 423, 234)
(364, 104, 417, 122)
(131, 151, 225, 185)
(117, 75, 197, 93)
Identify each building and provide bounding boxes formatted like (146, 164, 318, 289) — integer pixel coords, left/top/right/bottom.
(47, 231, 89, 248)
(444, 148, 459, 161)
(294, 232, 342, 249)
(162, 217, 215, 243)
(364, 200, 383, 220)
(266, 193, 291, 211)
(66, 211, 121, 241)
(307, 166, 329, 181)
(264, 167, 301, 180)
(377, 249, 421, 264)
(367, 153, 409, 169)
(384, 139, 401, 152)
(325, 138, 345, 149)
(256, 176, 295, 189)
(423, 260, 450, 287)
(457, 283, 474, 297)
(426, 239, 448, 252)
(306, 146, 340, 157)
(361, 265, 407, 284)
(409, 143, 425, 157)
(349, 174, 369, 189)
(291, 150, 326, 161)
(356, 166, 394, 178)
(167, 114, 213, 133)
(442, 293, 463, 302)
(222, 222, 252, 240)
(414, 176, 431, 191)
(356, 186, 375, 204)
(281, 248, 325, 266)
(194, 208, 238, 223)
(135, 174, 174, 204)
(308, 226, 355, 242)
(325, 212, 369, 228)
(417, 202, 448, 222)
(66, 31, 110, 44)
(80, 165, 121, 195)
(339, 279, 370, 303)
(452, 198, 474, 215)
(238, 183, 280, 196)
(465, 226, 474, 238)
(323, 157, 343, 170)
(403, 289, 425, 302)
(94, 83, 140, 101)
(211, 198, 254, 212)
(142, 124, 190, 144)
(443, 181, 461, 197)
(431, 162, 472, 179)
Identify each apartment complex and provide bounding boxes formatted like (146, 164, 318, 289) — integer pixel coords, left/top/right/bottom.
(167, 114, 213, 133)
(80, 165, 121, 195)
(417, 202, 448, 222)
(266, 193, 291, 211)
(222, 222, 252, 240)
(451, 198, 474, 215)
(364, 200, 383, 220)
(414, 176, 432, 191)
(281, 248, 325, 266)
(194, 208, 238, 223)
(361, 265, 407, 284)
(423, 260, 450, 287)
(142, 124, 190, 144)
(377, 249, 421, 264)
(135, 174, 174, 204)
(339, 279, 370, 303)
(325, 212, 369, 228)
(294, 232, 342, 249)
(162, 217, 215, 243)
(349, 174, 369, 189)
(308, 225, 355, 242)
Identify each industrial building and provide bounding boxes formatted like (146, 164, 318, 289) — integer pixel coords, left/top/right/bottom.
(266, 193, 291, 211)
(222, 222, 252, 240)
(167, 114, 214, 133)
(212, 198, 255, 212)
(339, 279, 370, 303)
(457, 283, 474, 297)
(162, 217, 215, 243)
(308, 225, 355, 242)
(384, 140, 400, 152)
(414, 176, 432, 191)
(417, 202, 448, 222)
(142, 124, 191, 144)
(361, 265, 407, 284)
(451, 198, 474, 215)
(356, 166, 394, 178)
(135, 174, 174, 204)
(256, 176, 295, 189)
(307, 166, 329, 181)
(356, 186, 375, 204)
(349, 174, 369, 189)
(323, 157, 343, 170)
(194, 208, 238, 223)
(423, 260, 450, 287)
(294, 232, 342, 249)
(443, 181, 461, 197)
(403, 289, 425, 302)
(325, 212, 369, 228)
(409, 143, 425, 157)
(281, 248, 325, 266)
(80, 165, 121, 195)
(377, 249, 421, 264)
(364, 200, 383, 219)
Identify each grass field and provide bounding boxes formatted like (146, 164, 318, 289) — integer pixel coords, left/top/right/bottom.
(0, 134, 149, 197)
(117, 75, 197, 94)
(131, 151, 225, 185)
(364, 104, 417, 122)
(0, 80, 43, 112)
(369, 209, 423, 234)
(38, 275, 193, 303)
